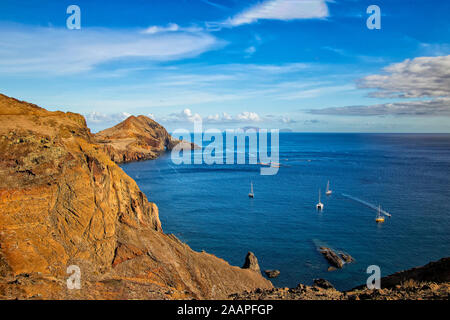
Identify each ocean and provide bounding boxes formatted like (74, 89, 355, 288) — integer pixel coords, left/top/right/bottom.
(121, 133, 450, 291)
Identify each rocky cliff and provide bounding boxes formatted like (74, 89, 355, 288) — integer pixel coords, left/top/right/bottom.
(0, 93, 272, 299)
(94, 115, 197, 164)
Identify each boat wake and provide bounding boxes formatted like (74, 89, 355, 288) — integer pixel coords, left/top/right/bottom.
(341, 193, 391, 217)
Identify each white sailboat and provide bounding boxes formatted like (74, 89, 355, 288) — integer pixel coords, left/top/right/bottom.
(316, 189, 324, 210)
(248, 181, 254, 198)
(326, 180, 332, 196)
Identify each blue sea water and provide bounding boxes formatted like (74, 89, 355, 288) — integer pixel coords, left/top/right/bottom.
(121, 133, 450, 291)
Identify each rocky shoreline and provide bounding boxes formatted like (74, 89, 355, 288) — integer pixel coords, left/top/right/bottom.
(231, 258, 450, 300)
(0, 93, 448, 300)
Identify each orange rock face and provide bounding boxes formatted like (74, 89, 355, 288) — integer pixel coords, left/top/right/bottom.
(0, 94, 272, 299)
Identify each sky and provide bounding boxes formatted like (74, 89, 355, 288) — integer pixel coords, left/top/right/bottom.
(0, 0, 449, 132)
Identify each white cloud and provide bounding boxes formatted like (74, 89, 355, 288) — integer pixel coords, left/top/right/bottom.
(206, 112, 233, 122)
(309, 98, 450, 116)
(158, 109, 264, 124)
(143, 23, 180, 34)
(358, 55, 450, 98)
(245, 46, 257, 57)
(84, 111, 131, 123)
(225, 0, 329, 27)
(235, 111, 262, 122)
(163, 108, 203, 123)
(0, 24, 221, 74)
(311, 55, 450, 116)
(142, 23, 203, 34)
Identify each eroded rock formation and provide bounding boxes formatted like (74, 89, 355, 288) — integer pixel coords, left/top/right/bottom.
(242, 252, 261, 273)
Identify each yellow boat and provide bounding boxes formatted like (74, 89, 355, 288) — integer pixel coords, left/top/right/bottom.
(375, 205, 385, 223)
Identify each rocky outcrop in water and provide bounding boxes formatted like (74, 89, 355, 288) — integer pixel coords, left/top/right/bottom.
(320, 247, 344, 269)
(0, 93, 272, 299)
(265, 270, 280, 278)
(242, 252, 261, 273)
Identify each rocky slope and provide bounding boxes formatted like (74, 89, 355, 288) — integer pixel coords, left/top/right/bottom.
(0, 93, 272, 299)
(94, 115, 197, 164)
(231, 257, 450, 300)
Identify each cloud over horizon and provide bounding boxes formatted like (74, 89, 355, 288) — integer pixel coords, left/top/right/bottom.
(309, 55, 450, 116)
(358, 55, 450, 99)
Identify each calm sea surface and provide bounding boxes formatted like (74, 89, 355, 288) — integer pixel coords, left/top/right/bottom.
(121, 133, 450, 290)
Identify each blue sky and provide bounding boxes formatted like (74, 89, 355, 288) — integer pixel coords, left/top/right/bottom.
(0, 0, 449, 132)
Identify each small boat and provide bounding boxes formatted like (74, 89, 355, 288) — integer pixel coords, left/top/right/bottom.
(316, 189, 324, 210)
(326, 180, 332, 196)
(248, 182, 254, 198)
(375, 205, 385, 223)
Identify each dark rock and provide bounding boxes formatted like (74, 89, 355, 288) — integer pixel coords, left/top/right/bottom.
(339, 252, 354, 263)
(313, 278, 335, 289)
(319, 247, 344, 268)
(242, 251, 261, 273)
(264, 270, 280, 278)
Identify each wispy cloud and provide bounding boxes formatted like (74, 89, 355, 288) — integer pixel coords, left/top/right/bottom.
(0, 24, 221, 74)
(200, 0, 230, 10)
(85, 111, 132, 123)
(309, 98, 450, 116)
(142, 23, 203, 34)
(224, 0, 329, 27)
(161, 109, 263, 124)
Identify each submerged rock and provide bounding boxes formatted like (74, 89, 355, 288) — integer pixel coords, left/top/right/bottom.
(264, 270, 280, 278)
(327, 266, 337, 272)
(319, 247, 344, 268)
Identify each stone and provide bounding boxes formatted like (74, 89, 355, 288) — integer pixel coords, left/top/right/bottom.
(313, 279, 335, 289)
(339, 252, 354, 263)
(319, 247, 344, 268)
(242, 252, 261, 273)
(264, 270, 280, 278)
(328, 266, 337, 272)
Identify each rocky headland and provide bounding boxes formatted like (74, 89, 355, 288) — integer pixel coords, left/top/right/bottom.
(94, 115, 198, 164)
(0, 93, 270, 299)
